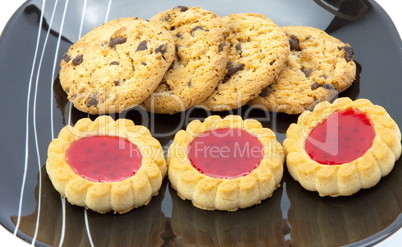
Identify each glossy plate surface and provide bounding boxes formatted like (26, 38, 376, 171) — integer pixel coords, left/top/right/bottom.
(0, 0, 401, 246)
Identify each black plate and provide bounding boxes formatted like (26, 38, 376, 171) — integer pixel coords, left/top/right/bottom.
(1, 0, 401, 246)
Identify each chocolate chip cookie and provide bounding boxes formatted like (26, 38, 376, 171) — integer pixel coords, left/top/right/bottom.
(249, 26, 357, 114)
(200, 13, 289, 111)
(142, 6, 229, 114)
(59, 17, 175, 114)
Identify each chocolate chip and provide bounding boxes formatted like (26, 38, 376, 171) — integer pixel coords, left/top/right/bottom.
(142, 62, 147, 66)
(270, 59, 276, 65)
(191, 26, 207, 36)
(323, 83, 335, 90)
(339, 46, 354, 61)
(136, 40, 148, 51)
(289, 35, 301, 51)
(114, 81, 120, 86)
(259, 87, 269, 97)
(86, 93, 98, 107)
(301, 67, 313, 77)
(109, 61, 119, 66)
(192, 26, 204, 32)
(164, 14, 171, 22)
(72, 54, 83, 65)
(311, 82, 321, 90)
(235, 43, 242, 53)
(63, 53, 71, 62)
(155, 44, 167, 55)
(176, 6, 189, 12)
(187, 80, 192, 87)
(227, 62, 245, 75)
(175, 33, 183, 39)
(218, 43, 227, 53)
(109, 37, 127, 47)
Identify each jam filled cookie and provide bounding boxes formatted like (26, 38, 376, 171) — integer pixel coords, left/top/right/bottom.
(142, 6, 229, 114)
(201, 13, 289, 111)
(168, 115, 284, 211)
(249, 26, 357, 114)
(283, 97, 401, 196)
(46, 116, 167, 213)
(59, 17, 175, 114)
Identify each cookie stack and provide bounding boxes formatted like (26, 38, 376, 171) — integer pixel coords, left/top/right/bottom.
(59, 6, 356, 115)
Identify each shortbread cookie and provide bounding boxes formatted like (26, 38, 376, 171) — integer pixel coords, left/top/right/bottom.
(249, 26, 357, 114)
(59, 17, 175, 114)
(168, 115, 284, 211)
(283, 97, 401, 197)
(142, 6, 229, 114)
(46, 116, 167, 213)
(201, 13, 289, 111)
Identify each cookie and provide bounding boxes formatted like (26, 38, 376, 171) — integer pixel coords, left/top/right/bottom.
(200, 13, 289, 111)
(59, 17, 175, 114)
(46, 116, 167, 213)
(168, 115, 284, 211)
(142, 6, 229, 114)
(249, 26, 357, 114)
(283, 97, 401, 197)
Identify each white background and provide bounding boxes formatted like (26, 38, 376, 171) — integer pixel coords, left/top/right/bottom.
(0, 0, 401, 246)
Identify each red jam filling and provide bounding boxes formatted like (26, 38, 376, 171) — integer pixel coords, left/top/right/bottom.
(66, 136, 142, 182)
(187, 128, 264, 179)
(305, 109, 375, 165)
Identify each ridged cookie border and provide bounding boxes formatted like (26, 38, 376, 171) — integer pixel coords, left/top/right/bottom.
(167, 115, 284, 211)
(46, 116, 167, 214)
(284, 97, 402, 197)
